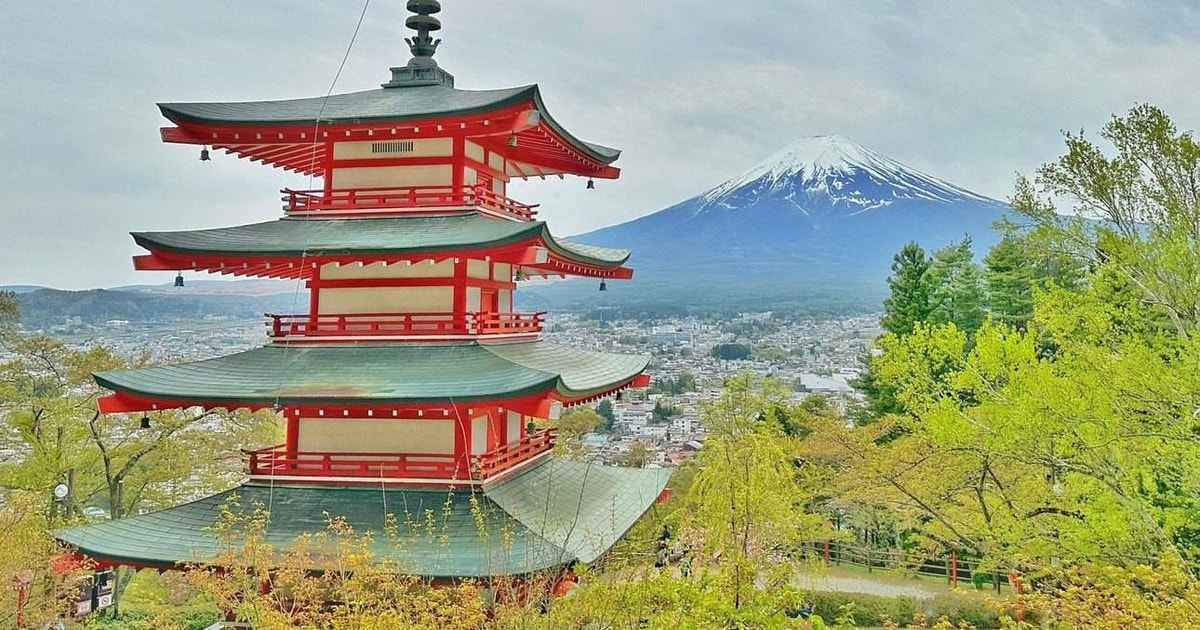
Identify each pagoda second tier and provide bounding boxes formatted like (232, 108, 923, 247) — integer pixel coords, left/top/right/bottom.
(131, 214, 632, 280)
(94, 341, 648, 413)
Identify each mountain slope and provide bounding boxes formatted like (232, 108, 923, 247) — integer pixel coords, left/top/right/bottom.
(543, 135, 1008, 311)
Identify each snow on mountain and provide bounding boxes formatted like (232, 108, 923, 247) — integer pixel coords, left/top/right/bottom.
(545, 136, 1010, 309)
(699, 135, 995, 215)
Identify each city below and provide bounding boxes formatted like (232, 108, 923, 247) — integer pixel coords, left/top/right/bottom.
(2, 310, 879, 476)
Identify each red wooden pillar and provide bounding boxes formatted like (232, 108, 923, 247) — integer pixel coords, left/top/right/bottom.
(322, 140, 335, 196)
(454, 405, 472, 478)
(453, 258, 468, 319)
(452, 135, 465, 192)
(308, 262, 322, 317)
(950, 549, 958, 588)
(487, 407, 503, 452)
(285, 408, 300, 452)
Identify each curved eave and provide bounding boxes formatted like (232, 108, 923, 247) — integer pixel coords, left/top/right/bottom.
(128, 216, 632, 279)
(54, 461, 669, 577)
(160, 84, 619, 176)
(527, 87, 619, 165)
(52, 483, 575, 578)
(93, 342, 648, 413)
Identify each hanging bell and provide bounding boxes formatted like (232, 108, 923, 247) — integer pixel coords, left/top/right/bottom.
(200, 146, 211, 161)
(514, 268, 526, 282)
(140, 414, 152, 429)
(599, 279, 607, 292)
(174, 272, 184, 288)
(507, 133, 518, 148)
(586, 178, 595, 190)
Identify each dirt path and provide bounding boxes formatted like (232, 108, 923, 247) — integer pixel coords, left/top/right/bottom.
(795, 565, 975, 600)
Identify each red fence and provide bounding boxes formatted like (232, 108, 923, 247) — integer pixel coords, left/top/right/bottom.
(244, 445, 463, 479)
(282, 185, 538, 221)
(800, 541, 1011, 592)
(266, 311, 545, 339)
(476, 428, 557, 480)
(244, 428, 557, 481)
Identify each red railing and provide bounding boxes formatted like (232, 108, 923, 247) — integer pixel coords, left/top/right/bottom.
(243, 428, 557, 481)
(265, 311, 545, 339)
(281, 185, 539, 221)
(475, 428, 557, 480)
(243, 445, 463, 479)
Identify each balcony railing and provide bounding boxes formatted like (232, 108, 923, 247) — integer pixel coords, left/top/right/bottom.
(475, 428, 557, 480)
(266, 311, 545, 340)
(243, 428, 557, 481)
(281, 185, 539, 221)
(243, 445, 464, 480)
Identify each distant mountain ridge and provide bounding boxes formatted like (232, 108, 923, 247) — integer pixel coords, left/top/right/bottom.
(5, 280, 308, 329)
(534, 135, 1009, 312)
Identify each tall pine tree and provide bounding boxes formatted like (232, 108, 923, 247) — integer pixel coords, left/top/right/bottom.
(928, 236, 987, 335)
(984, 233, 1037, 329)
(880, 242, 934, 336)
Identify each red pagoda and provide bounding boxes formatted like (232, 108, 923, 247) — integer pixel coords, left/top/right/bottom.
(56, 2, 668, 582)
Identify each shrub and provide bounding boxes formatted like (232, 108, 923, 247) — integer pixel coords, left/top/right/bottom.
(928, 593, 1003, 627)
(808, 591, 919, 626)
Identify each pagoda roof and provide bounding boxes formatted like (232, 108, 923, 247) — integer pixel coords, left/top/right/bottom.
(159, 84, 619, 177)
(131, 215, 630, 276)
(53, 459, 671, 577)
(94, 341, 648, 411)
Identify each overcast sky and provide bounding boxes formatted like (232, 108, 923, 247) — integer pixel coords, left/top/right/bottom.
(3, 1, 1199, 289)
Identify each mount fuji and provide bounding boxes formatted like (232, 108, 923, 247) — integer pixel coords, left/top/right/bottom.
(551, 135, 1009, 311)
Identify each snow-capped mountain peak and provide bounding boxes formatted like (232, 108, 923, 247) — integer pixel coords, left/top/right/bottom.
(567, 136, 1009, 308)
(701, 135, 995, 212)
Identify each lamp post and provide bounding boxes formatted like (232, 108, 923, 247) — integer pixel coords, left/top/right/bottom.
(12, 569, 34, 629)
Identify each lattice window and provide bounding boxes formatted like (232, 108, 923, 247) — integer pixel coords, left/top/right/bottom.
(371, 141, 415, 154)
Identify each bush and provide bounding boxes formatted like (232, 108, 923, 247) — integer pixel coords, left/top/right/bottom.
(807, 591, 1007, 627)
(928, 593, 1003, 627)
(808, 591, 919, 626)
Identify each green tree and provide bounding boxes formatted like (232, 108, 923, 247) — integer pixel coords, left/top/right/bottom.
(0, 290, 18, 328)
(0, 492, 78, 629)
(983, 232, 1037, 329)
(710, 343, 752, 361)
(928, 237, 987, 335)
(0, 334, 280, 616)
(849, 351, 904, 422)
(1017, 103, 1200, 337)
(595, 399, 616, 432)
(677, 371, 697, 393)
(0, 337, 276, 520)
(651, 399, 679, 424)
(621, 441, 653, 468)
(880, 242, 934, 336)
(554, 407, 602, 458)
(682, 372, 825, 610)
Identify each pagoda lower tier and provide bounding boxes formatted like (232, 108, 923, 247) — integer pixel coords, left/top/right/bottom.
(54, 459, 671, 579)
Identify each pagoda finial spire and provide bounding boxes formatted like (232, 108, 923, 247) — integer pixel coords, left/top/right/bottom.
(384, 0, 454, 88)
(404, 0, 442, 60)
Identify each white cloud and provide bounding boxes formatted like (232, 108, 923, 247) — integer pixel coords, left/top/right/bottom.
(3, 1, 1200, 288)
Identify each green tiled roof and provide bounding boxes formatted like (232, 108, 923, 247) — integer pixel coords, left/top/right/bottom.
(132, 215, 630, 267)
(488, 459, 673, 564)
(159, 84, 620, 164)
(93, 341, 648, 407)
(53, 460, 670, 577)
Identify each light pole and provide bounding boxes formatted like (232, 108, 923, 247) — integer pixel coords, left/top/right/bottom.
(12, 569, 34, 629)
